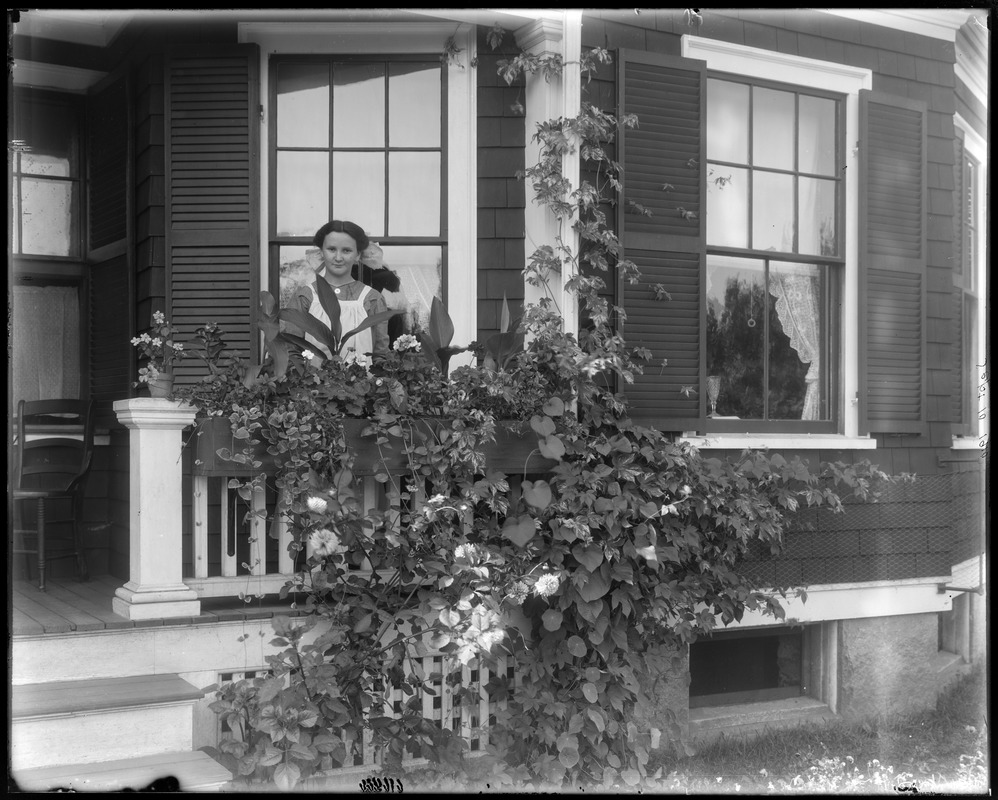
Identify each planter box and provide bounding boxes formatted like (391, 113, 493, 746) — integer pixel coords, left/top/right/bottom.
(192, 416, 558, 478)
(192, 416, 275, 477)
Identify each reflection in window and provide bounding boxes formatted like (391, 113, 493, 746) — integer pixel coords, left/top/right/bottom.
(12, 285, 81, 404)
(706, 256, 831, 421)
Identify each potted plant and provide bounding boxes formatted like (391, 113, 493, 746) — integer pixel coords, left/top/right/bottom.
(130, 310, 186, 397)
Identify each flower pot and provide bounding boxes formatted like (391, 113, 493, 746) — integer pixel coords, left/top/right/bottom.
(193, 415, 275, 476)
(147, 372, 175, 398)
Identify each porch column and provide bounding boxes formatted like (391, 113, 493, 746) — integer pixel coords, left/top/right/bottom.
(112, 398, 201, 619)
(515, 11, 582, 337)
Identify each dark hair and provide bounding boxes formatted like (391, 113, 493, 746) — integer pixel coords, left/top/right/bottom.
(312, 220, 370, 252)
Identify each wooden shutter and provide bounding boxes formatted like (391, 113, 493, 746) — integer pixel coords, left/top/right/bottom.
(166, 44, 260, 385)
(87, 74, 129, 253)
(857, 91, 927, 435)
(617, 51, 706, 430)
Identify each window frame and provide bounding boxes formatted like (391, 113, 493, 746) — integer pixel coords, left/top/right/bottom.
(239, 21, 477, 364)
(680, 35, 875, 450)
(951, 116, 987, 451)
(703, 73, 845, 433)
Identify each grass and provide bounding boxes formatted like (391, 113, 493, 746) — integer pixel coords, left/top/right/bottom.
(648, 664, 989, 794)
(398, 665, 988, 794)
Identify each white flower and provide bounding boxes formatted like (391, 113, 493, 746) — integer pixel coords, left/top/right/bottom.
(534, 573, 561, 597)
(428, 493, 448, 505)
(306, 496, 328, 515)
(130, 337, 142, 346)
(171, 341, 184, 351)
(680, 484, 692, 497)
(393, 334, 421, 353)
(309, 528, 344, 557)
(151, 337, 163, 347)
(507, 582, 530, 605)
(153, 310, 166, 324)
(301, 349, 315, 360)
(454, 544, 477, 561)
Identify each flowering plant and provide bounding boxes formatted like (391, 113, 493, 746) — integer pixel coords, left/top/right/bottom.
(131, 310, 185, 383)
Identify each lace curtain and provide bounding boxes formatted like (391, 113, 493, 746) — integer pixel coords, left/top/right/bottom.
(770, 264, 822, 420)
(12, 285, 81, 404)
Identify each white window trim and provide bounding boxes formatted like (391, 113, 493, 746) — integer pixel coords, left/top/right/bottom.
(238, 22, 477, 365)
(680, 35, 873, 450)
(952, 115, 988, 452)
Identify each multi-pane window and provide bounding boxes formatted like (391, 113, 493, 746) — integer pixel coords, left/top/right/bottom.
(705, 77, 842, 428)
(269, 56, 445, 335)
(10, 89, 84, 404)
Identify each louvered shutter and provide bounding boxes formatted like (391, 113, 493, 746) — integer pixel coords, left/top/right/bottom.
(951, 131, 974, 436)
(617, 51, 706, 430)
(857, 91, 927, 435)
(166, 44, 260, 385)
(87, 74, 129, 253)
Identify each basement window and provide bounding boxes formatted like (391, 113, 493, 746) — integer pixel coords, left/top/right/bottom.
(690, 626, 806, 708)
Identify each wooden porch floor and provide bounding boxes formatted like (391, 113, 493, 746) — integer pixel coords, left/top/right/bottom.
(12, 575, 304, 637)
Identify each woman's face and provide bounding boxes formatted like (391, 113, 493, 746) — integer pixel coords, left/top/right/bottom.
(319, 231, 361, 282)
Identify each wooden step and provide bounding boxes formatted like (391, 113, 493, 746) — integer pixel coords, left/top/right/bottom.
(12, 750, 233, 792)
(11, 674, 205, 771)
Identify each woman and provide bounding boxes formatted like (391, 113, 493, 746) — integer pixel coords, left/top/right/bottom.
(289, 220, 390, 367)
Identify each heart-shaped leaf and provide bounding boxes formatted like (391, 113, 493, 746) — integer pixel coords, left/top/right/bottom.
(501, 514, 536, 547)
(542, 396, 565, 417)
(538, 435, 565, 460)
(542, 609, 563, 631)
(522, 479, 553, 510)
(572, 544, 603, 572)
(576, 568, 610, 602)
(529, 414, 556, 437)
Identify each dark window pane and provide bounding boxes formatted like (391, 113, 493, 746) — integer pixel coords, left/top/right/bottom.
(706, 255, 765, 419)
(375, 245, 442, 335)
(276, 62, 329, 148)
(276, 150, 329, 236)
(706, 165, 749, 248)
(388, 63, 440, 148)
(333, 152, 385, 237)
(333, 62, 385, 148)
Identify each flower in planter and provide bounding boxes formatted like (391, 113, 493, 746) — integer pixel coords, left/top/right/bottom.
(392, 333, 421, 353)
(131, 311, 185, 384)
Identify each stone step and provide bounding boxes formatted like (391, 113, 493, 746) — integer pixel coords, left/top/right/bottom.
(689, 696, 837, 743)
(12, 750, 233, 792)
(11, 674, 205, 772)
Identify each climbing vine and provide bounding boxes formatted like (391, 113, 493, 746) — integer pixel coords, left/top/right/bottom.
(192, 14, 902, 792)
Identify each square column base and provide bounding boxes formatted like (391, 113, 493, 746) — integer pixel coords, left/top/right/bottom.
(113, 582, 201, 620)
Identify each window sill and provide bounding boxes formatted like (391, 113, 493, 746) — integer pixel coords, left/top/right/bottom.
(679, 433, 878, 450)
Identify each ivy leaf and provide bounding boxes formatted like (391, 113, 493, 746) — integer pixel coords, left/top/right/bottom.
(439, 608, 461, 628)
(566, 635, 587, 658)
(572, 544, 603, 572)
(353, 613, 373, 633)
(502, 514, 536, 547)
(582, 682, 599, 703)
(542, 609, 563, 632)
(542, 396, 565, 417)
(522, 479, 553, 510)
(538, 435, 565, 461)
(576, 568, 610, 602)
(530, 414, 556, 437)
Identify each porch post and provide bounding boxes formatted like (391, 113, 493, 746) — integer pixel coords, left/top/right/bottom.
(112, 398, 201, 619)
(515, 11, 582, 337)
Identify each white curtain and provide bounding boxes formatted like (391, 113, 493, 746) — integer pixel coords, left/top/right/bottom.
(12, 285, 81, 404)
(770, 264, 822, 420)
